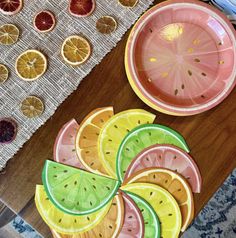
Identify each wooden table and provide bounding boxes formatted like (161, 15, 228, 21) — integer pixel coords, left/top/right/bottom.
(1, 1, 236, 237)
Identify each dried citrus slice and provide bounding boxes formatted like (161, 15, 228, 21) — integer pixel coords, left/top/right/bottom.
(34, 10, 56, 33)
(125, 168, 194, 231)
(0, 118, 17, 144)
(76, 107, 114, 176)
(0, 0, 23, 15)
(98, 109, 156, 178)
(118, 0, 138, 8)
(35, 185, 111, 235)
(20, 96, 44, 118)
(122, 183, 182, 238)
(61, 35, 91, 66)
(96, 16, 117, 34)
(69, 0, 95, 17)
(15, 49, 47, 81)
(0, 64, 9, 84)
(0, 24, 19, 45)
(52, 193, 124, 238)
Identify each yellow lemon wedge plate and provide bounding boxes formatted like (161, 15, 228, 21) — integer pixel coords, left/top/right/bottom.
(98, 109, 156, 178)
(124, 168, 194, 231)
(35, 185, 111, 235)
(121, 183, 182, 238)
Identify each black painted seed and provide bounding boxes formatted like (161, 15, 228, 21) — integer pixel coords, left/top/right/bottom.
(99, 233, 102, 237)
(123, 170, 126, 174)
(85, 151, 90, 154)
(100, 119, 104, 123)
(153, 174, 156, 179)
(149, 28, 153, 33)
(202, 72, 207, 76)
(126, 129, 130, 132)
(138, 120, 141, 124)
(173, 156, 177, 159)
(64, 184, 68, 188)
(45, 198, 49, 200)
(109, 225, 112, 229)
(64, 170, 68, 173)
(112, 203, 117, 206)
(58, 219, 62, 223)
(114, 125, 118, 128)
(148, 132, 151, 136)
(84, 187, 87, 191)
(74, 219, 77, 223)
(150, 192, 153, 196)
(146, 157, 149, 161)
(83, 136, 86, 139)
(93, 185, 96, 189)
(53, 166, 57, 169)
(106, 151, 110, 154)
(175, 89, 178, 95)
(90, 162, 94, 166)
(74, 181, 77, 185)
(61, 198, 65, 202)
(159, 200, 163, 204)
(77, 202, 79, 205)
(90, 201, 93, 206)
(87, 216, 90, 221)
(106, 186, 110, 190)
(181, 84, 185, 89)
(128, 229, 132, 232)
(108, 139, 112, 142)
(168, 213, 173, 216)
(92, 177, 96, 181)
(145, 221, 149, 224)
(165, 180, 168, 183)
(53, 175, 57, 178)
(178, 189, 181, 192)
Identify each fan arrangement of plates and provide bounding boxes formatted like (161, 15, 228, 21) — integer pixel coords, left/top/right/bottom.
(125, 0, 236, 116)
(35, 107, 202, 238)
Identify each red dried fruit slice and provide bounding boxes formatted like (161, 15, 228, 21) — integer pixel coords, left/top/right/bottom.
(69, 0, 95, 17)
(53, 119, 86, 170)
(0, 118, 17, 144)
(119, 191, 144, 238)
(0, 0, 23, 15)
(34, 10, 56, 33)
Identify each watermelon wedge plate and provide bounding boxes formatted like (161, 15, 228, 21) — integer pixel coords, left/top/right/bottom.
(42, 160, 120, 215)
(53, 119, 85, 170)
(116, 124, 189, 182)
(125, 191, 161, 238)
(119, 191, 144, 238)
(98, 109, 156, 178)
(122, 183, 182, 238)
(51, 193, 124, 238)
(35, 185, 111, 235)
(124, 144, 202, 193)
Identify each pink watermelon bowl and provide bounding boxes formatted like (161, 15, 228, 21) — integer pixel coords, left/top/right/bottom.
(125, 0, 236, 116)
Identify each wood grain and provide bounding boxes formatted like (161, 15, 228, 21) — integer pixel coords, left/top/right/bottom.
(1, 1, 236, 237)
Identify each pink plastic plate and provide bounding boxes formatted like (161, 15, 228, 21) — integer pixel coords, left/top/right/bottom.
(126, 0, 236, 115)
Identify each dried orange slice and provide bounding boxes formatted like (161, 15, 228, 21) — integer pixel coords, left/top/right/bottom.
(0, 0, 23, 15)
(20, 96, 44, 118)
(34, 10, 56, 33)
(125, 168, 194, 231)
(0, 64, 9, 84)
(61, 35, 91, 66)
(15, 50, 47, 81)
(96, 16, 117, 34)
(76, 107, 114, 176)
(0, 24, 19, 45)
(118, 0, 138, 8)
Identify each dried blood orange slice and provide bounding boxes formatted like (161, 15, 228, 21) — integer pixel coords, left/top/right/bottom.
(61, 35, 91, 66)
(34, 10, 56, 33)
(96, 16, 117, 34)
(69, 0, 95, 17)
(0, 64, 9, 84)
(0, 118, 17, 144)
(118, 0, 138, 8)
(0, 24, 19, 45)
(0, 0, 23, 15)
(20, 96, 44, 118)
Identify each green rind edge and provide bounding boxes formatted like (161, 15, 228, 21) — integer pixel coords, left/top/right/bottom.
(124, 191, 161, 238)
(42, 160, 120, 216)
(116, 124, 190, 181)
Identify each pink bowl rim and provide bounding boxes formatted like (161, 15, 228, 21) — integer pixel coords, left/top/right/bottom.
(127, 0, 236, 115)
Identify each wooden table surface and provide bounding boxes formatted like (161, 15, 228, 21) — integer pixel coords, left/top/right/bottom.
(1, 1, 236, 237)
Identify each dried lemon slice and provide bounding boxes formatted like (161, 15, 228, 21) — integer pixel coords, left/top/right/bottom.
(96, 16, 117, 34)
(0, 64, 9, 84)
(61, 35, 91, 66)
(21, 96, 44, 118)
(0, 24, 19, 45)
(118, 0, 138, 8)
(15, 50, 47, 81)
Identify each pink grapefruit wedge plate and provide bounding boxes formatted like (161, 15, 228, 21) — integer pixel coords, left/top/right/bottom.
(124, 144, 202, 193)
(53, 119, 85, 170)
(119, 191, 144, 238)
(0, 0, 23, 15)
(125, 0, 236, 116)
(69, 0, 95, 17)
